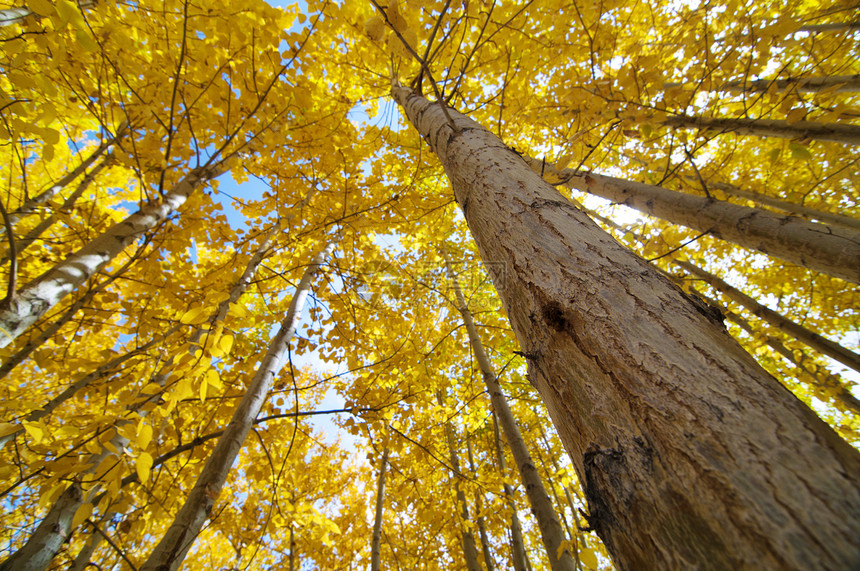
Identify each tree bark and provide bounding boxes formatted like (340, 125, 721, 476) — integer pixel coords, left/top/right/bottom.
(466, 435, 495, 571)
(371, 447, 389, 571)
(437, 391, 483, 571)
(718, 74, 860, 93)
(662, 114, 860, 145)
(0, 163, 224, 348)
(674, 260, 860, 374)
(526, 158, 860, 284)
(707, 180, 860, 233)
(491, 413, 528, 571)
(0, 483, 82, 571)
(798, 22, 860, 33)
(444, 251, 575, 571)
(140, 242, 333, 571)
(393, 86, 860, 570)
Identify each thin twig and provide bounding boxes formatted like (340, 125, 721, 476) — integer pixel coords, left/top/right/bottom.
(647, 232, 708, 262)
(86, 518, 139, 571)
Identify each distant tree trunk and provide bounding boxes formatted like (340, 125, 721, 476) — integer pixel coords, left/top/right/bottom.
(0, 163, 224, 348)
(689, 287, 860, 416)
(437, 390, 483, 571)
(371, 447, 389, 571)
(6, 157, 108, 261)
(443, 251, 575, 571)
(466, 435, 495, 571)
(662, 114, 860, 145)
(4, 123, 126, 230)
(139, 243, 332, 571)
(491, 413, 528, 571)
(707, 180, 860, 232)
(798, 22, 860, 33)
(718, 74, 860, 93)
(526, 158, 860, 284)
(394, 86, 860, 570)
(675, 260, 860, 374)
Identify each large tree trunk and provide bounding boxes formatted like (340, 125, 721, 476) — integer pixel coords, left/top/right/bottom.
(371, 447, 389, 571)
(662, 114, 860, 145)
(139, 242, 333, 571)
(444, 251, 575, 571)
(0, 163, 223, 348)
(526, 158, 860, 284)
(393, 86, 860, 570)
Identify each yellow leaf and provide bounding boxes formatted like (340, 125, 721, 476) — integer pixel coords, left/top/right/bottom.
(23, 421, 43, 443)
(0, 422, 18, 438)
(580, 548, 599, 569)
(55, 0, 86, 28)
(137, 423, 153, 449)
(136, 452, 153, 483)
(75, 28, 98, 52)
(39, 483, 66, 508)
(180, 306, 209, 325)
(364, 15, 385, 41)
(27, 0, 55, 17)
(199, 377, 208, 402)
(206, 368, 222, 389)
(785, 107, 806, 125)
(219, 335, 234, 355)
(72, 502, 93, 529)
(227, 303, 248, 318)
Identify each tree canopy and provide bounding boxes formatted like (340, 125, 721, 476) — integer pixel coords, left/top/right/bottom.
(0, 0, 857, 568)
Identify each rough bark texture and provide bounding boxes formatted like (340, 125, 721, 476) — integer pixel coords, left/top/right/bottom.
(492, 414, 528, 571)
(719, 74, 860, 93)
(371, 447, 389, 571)
(0, 164, 223, 348)
(394, 86, 860, 570)
(675, 260, 860, 375)
(663, 114, 860, 145)
(445, 252, 575, 571)
(140, 243, 332, 571)
(0, 484, 82, 571)
(707, 180, 860, 232)
(526, 158, 860, 284)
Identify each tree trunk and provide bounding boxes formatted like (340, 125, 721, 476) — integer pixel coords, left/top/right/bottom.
(466, 435, 495, 571)
(662, 114, 860, 145)
(393, 86, 860, 570)
(674, 260, 860, 374)
(491, 413, 528, 571)
(798, 22, 860, 33)
(718, 74, 860, 93)
(444, 251, 575, 571)
(689, 287, 860, 416)
(140, 242, 333, 571)
(0, 163, 224, 348)
(437, 391, 483, 571)
(0, 484, 82, 571)
(707, 180, 860, 233)
(526, 158, 860, 284)
(371, 447, 389, 571)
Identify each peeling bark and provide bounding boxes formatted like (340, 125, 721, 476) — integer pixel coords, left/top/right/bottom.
(394, 86, 860, 570)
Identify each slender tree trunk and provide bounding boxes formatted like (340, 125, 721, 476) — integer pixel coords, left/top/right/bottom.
(674, 260, 860, 374)
(437, 391, 483, 571)
(140, 242, 333, 571)
(707, 180, 860, 232)
(718, 74, 860, 93)
(689, 287, 860, 416)
(393, 86, 860, 570)
(7, 158, 108, 261)
(466, 435, 495, 571)
(0, 483, 82, 571)
(531, 444, 580, 571)
(662, 114, 860, 145)
(798, 22, 860, 33)
(4, 123, 126, 229)
(0, 163, 224, 348)
(371, 447, 389, 571)
(444, 251, 575, 571)
(289, 524, 296, 571)
(491, 413, 528, 571)
(526, 158, 860, 284)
